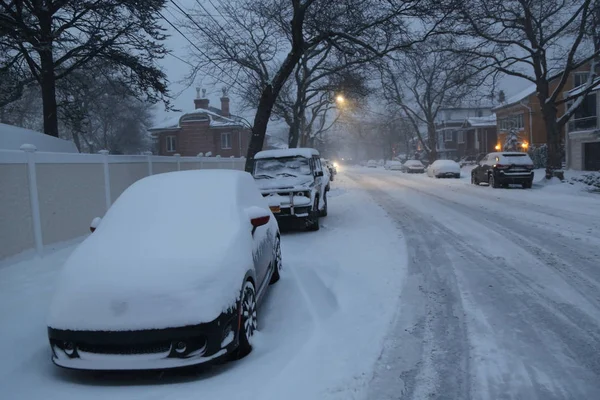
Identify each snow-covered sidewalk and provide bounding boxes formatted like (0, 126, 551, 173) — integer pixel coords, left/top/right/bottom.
(0, 174, 407, 400)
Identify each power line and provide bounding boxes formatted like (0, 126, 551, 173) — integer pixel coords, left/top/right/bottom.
(157, 9, 240, 87)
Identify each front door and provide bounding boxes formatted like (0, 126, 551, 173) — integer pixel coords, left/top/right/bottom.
(584, 142, 600, 171)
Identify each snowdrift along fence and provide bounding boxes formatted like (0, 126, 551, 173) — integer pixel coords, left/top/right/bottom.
(0, 147, 246, 260)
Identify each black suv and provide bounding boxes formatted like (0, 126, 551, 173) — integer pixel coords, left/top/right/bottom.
(471, 152, 535, 189)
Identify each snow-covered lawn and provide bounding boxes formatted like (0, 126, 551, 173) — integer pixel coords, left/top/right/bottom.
(0, 174, 406, 400)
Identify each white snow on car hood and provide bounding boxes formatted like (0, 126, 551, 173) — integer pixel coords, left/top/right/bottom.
(255, 176, 313, 191)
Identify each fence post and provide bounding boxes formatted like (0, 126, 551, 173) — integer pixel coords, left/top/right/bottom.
(230, 155, 235, 170)
(20, 144, 43, 256)
(143, 151, 153, 176)
(98, 150, 111, 211)
(174, 153, 181, 171)
(197, 153, 204, 170)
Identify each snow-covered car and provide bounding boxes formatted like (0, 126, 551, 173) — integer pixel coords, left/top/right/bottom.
(387, 160, 403, 171)
(47, 170, 282, 370)
(367, 160, 378, 168)
(403, 160, 425, 173)
(322, 158, 337, 181)
(253, 148, 328, 231)
(471, 151, 535, 188)
(427, 160, 461, 178)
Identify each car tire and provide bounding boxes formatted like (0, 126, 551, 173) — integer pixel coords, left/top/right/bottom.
(489, 173, 500, 188)
(471, 174, 479, 185)
(523, 180, 533, 189)
(307, 197, 320, 231)
(237, 280, 257, 358)
(270, 236, 282, 284)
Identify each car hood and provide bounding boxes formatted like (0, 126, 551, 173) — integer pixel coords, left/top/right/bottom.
(254, 176, 314, 191)
(47, 227, 253, 331)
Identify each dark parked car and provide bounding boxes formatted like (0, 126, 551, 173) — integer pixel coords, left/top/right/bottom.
(471, 152, 535, 189)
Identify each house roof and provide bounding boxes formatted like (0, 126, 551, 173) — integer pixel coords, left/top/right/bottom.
(0, 123, 79, 153)
(149, 108, 245, 132)
(492, 84, 537, 111)
(463, 114, 497, 128)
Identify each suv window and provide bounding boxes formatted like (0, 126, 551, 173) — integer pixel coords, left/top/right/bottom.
(314, 157, 323, 173)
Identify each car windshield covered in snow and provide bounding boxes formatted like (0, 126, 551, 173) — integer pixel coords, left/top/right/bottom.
(254, 156, 312, 179)
(405, 160, 424, 167)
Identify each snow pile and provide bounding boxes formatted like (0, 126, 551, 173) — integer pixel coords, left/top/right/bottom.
(47, 170, 259, 331)
(0, 123, 79, 153)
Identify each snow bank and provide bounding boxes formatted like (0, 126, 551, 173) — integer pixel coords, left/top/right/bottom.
(255, 148, 319, 160)
(47, 170, 258, 331)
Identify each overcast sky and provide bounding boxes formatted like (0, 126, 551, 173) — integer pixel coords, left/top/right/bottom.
(154, 1, 528, 126)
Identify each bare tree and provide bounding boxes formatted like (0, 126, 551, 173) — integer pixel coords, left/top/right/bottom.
(0, 0, 169, 138)
(181, 0, 449, 171)
(457, 0, 599, 177)
(380, 40, 489, 162)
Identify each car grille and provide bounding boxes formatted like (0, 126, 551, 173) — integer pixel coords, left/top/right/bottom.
(77, 341, 172, 355)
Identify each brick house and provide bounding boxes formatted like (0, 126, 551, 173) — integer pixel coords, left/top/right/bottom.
(492, 63, 595, 155)
(149, 88, 250, 157)
(435, 107, 493, 159)
(565, 79, 600, 170)
(458, 115, 497, 157)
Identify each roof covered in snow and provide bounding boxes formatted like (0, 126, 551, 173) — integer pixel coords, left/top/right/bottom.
(492, 84, 537, 111)
(255, 148, 319, 159)
(149, 108, 245, 132)
(0, 123, 79, 153)
(463, 114, 497, 128)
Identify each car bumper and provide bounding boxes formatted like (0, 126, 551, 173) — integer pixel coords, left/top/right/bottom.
(408, 169, 425, 173)
(436, 172, 460, 178)
(48, 308, 238, 371)
(496, 171, 534, 183)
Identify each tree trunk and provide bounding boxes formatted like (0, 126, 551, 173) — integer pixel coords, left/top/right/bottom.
(38, 9, 59, 138)
(245, 85, 276, 171)
(542, 104, 563, 178)
(427, 122, 437, 162)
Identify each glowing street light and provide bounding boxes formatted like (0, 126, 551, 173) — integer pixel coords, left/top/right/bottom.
(494, 144, 501, 150)
(335, 95, 345, 104)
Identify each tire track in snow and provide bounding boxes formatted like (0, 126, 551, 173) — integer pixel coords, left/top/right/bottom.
(351, 175, 472, 400)
(356, 171, 600, 399)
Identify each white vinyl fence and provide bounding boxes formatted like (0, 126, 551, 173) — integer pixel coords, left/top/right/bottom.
(0, 146, 246, 260)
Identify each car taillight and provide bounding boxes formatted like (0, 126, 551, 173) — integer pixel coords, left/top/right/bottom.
(494, 164, 509, 169)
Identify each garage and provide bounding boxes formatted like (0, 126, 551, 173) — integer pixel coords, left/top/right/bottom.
(584, 141, 600, 171)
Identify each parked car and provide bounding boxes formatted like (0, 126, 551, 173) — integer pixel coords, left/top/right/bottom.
(47, 170, 281, 371)
(252, 148, 328, 231)
(403, 160, 426, 173)
(459, 155, 478, 167)
(367, 160, 378, 168)
(322, 158, 337, 180)
(471, 152, 535, 188)
(387, 160, 403, 171)
(427, 160, 461, 178)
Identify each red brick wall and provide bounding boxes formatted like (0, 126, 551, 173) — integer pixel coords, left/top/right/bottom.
(155, 123, 250, 157)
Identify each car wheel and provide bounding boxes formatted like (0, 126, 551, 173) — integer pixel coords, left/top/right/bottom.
(489, 173, 500, 188)
(269, 236, 282, 284)
(523, 180, 532, 189)
(471, 174, 478, 185)
(320, 192, 328, 217)
(237, 280, 257, 358)
(307, 197, 320, 231)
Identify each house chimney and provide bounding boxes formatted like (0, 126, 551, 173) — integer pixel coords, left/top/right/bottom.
(220, 86, 230, 117)
(194, 87, 209, 109)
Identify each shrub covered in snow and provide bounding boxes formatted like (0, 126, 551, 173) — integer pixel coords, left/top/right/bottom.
(503, 128, 519, 151)
(528, 144, 547, 168)
(570, 172, 600, 191)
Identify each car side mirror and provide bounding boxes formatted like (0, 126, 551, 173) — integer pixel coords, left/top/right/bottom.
(315, 170, 324, 177)
(90, 217, 101, 233)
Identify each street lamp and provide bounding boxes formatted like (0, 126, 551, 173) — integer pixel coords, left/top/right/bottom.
(336, 95, 345, 104)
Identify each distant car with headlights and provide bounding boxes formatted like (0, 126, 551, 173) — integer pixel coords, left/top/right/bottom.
(322, 159, 337, 181)
(403, 160, 426, 173)
(427, 160, 461, 178)
(47, 170, 281, 371)
(367, 160, 378, 168)
(471, 152, 535, 188)
(253, 148, 328, 231)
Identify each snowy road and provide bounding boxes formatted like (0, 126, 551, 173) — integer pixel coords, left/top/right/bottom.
(352, 168, 600, 400)
(2, 167, 600, 400)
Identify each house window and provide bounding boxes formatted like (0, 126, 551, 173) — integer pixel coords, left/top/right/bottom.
(568, 93, 598, 132)
(221, 132, 232, 149)
(457, 131, 465, 143)
(444, 131, 453, 142)
(166, 135, 176, 152)
(574, 72, 590, 88)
